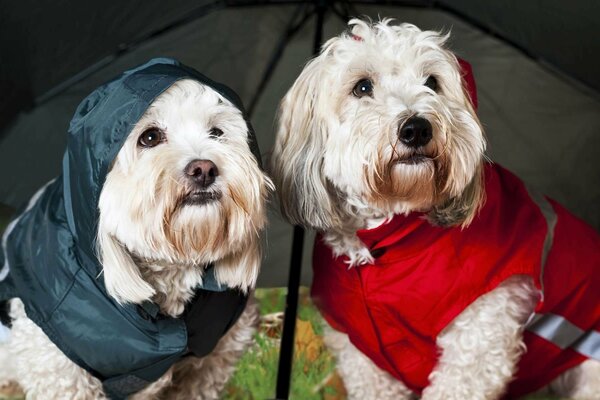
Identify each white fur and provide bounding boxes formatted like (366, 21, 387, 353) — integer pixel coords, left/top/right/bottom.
(421, 277, 537, 400)
(1, 80, 272, 399)
(272, 18, 600, 399)
(324, 328, 415, 400)
(272, 18, 485, 266)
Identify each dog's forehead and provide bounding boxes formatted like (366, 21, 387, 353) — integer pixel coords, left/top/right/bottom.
(144, 80, 240, 122)
(162, 80, 231, 107)
(341, 52, 444, 83)
(335, 33, 449, 79)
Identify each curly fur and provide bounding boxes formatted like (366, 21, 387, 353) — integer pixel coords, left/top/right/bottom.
(0, 80, 271, 399)
(272, 18, 600, 399)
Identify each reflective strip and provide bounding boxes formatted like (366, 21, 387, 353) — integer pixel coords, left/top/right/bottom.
(0, 179, 55, 281)
(527, 313, 600, 361)
(574, 330, 600, 360)
(523, 187, 600, 361)
(525, 186, 558, 294)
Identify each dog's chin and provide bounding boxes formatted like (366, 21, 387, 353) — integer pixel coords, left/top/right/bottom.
(397, 154, 433, 166)
(182, 190, 222, 206)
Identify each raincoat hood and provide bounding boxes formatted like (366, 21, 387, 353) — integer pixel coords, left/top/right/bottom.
(64, 57, 262, 274)
(0, 58, 261, 399)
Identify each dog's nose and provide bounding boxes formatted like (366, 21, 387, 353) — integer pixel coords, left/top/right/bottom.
(398, 117, 433, 148)
(184, 159, 219, 188)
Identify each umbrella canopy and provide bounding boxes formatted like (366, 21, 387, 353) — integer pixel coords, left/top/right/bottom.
(1, 1, 599, 289)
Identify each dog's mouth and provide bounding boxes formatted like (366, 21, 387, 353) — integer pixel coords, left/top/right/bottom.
(182, 190, 222, 206)
(397, 153, 433, 165)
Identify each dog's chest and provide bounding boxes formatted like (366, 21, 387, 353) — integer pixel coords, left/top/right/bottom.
(310, 164, 564, 390)
(141, 264, 204, 317)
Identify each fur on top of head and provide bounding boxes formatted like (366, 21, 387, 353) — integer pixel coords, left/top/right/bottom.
(98, 79, 273, 304)
(271, 18, 485, 232)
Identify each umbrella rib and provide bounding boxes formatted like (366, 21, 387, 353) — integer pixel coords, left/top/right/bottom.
(247, 3, 313, 117)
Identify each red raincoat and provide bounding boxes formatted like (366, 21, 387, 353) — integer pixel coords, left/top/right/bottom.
(311, 60, 600, 398)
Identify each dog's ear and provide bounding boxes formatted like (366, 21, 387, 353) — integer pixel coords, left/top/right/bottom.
(428, 161, 485, 228)
(214, 237, 261, 292)
(97, 229, 155, 304)
(270, 54, 345, 230)
(427, 56, 486, 228)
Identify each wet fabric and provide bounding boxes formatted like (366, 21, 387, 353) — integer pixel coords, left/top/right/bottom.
(0, 58, 260, 399)
(311, 162, 600, 397)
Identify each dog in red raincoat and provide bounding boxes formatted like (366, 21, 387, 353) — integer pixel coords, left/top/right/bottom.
(271, 18, 600, 400)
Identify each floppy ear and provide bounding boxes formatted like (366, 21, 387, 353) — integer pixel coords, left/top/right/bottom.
(428, 162, 485, 228)
(214, 236, 261, 292)
(97, 227, 155, 304)
(270, 52, 345, 230)
(428, 57, 485, 228)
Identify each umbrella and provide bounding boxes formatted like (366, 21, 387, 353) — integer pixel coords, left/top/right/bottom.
(1, 1, 599, 398)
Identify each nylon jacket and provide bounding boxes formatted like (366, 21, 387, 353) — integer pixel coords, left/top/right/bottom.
(312, 58, 599, 398)
(0, 58, 262, 399)
(312, 162, 600, 397)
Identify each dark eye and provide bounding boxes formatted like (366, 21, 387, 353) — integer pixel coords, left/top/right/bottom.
(424, 76, 438, 92)
(352, 78, 373, 98)
(209, 127, 224, 138)
(138, 128, 164, 148)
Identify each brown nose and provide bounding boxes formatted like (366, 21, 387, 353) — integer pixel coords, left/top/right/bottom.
(184, 159, 219, 188)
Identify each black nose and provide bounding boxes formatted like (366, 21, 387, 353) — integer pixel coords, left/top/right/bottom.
(398, 116, 433, 148)
(184, 159, 219, 188)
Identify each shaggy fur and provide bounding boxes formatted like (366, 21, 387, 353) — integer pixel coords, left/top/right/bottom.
(0, 79, 272, 399)
(271, 18, 600, 399)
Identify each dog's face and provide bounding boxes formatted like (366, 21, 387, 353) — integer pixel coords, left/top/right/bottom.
(272, 19, 485, 230)
(98, 80, 272, 303)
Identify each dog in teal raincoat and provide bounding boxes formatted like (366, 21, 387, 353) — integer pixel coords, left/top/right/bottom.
(0, 59, 272, 399)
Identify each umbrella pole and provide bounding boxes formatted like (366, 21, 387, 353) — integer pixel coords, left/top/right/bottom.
(274, 2, 326, 399)
(275, 224, 305, 399)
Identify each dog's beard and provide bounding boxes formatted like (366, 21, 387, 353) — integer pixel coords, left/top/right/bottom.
(100, 146, 268, 267)
(331, 113, 449, 214)
(376, 116, 454, 209)
(97, 155, 268, 303)
(162, 179, 260, 263)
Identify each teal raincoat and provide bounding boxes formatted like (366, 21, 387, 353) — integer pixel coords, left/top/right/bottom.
(0, 58, 262, 399)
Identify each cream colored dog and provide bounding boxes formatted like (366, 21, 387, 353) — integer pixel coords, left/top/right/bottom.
(272, 19, 600, 400)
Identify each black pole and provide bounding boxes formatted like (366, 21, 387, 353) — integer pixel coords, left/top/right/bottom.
(274, 224, 305, 399)
(274, 2, 326, 399)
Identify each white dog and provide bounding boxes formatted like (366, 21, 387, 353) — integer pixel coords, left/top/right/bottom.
(0, 59, 272, 399)
(271, 19, 600, 400)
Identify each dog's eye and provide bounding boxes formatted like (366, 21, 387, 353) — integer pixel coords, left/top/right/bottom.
(352, 79, 373, 98)
(424, 76, 438, 92)
(138, 128, 164, 148)
(209, 127, 224, 138)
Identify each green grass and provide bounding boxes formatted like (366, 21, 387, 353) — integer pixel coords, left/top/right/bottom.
(224, 287, 341, 400)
